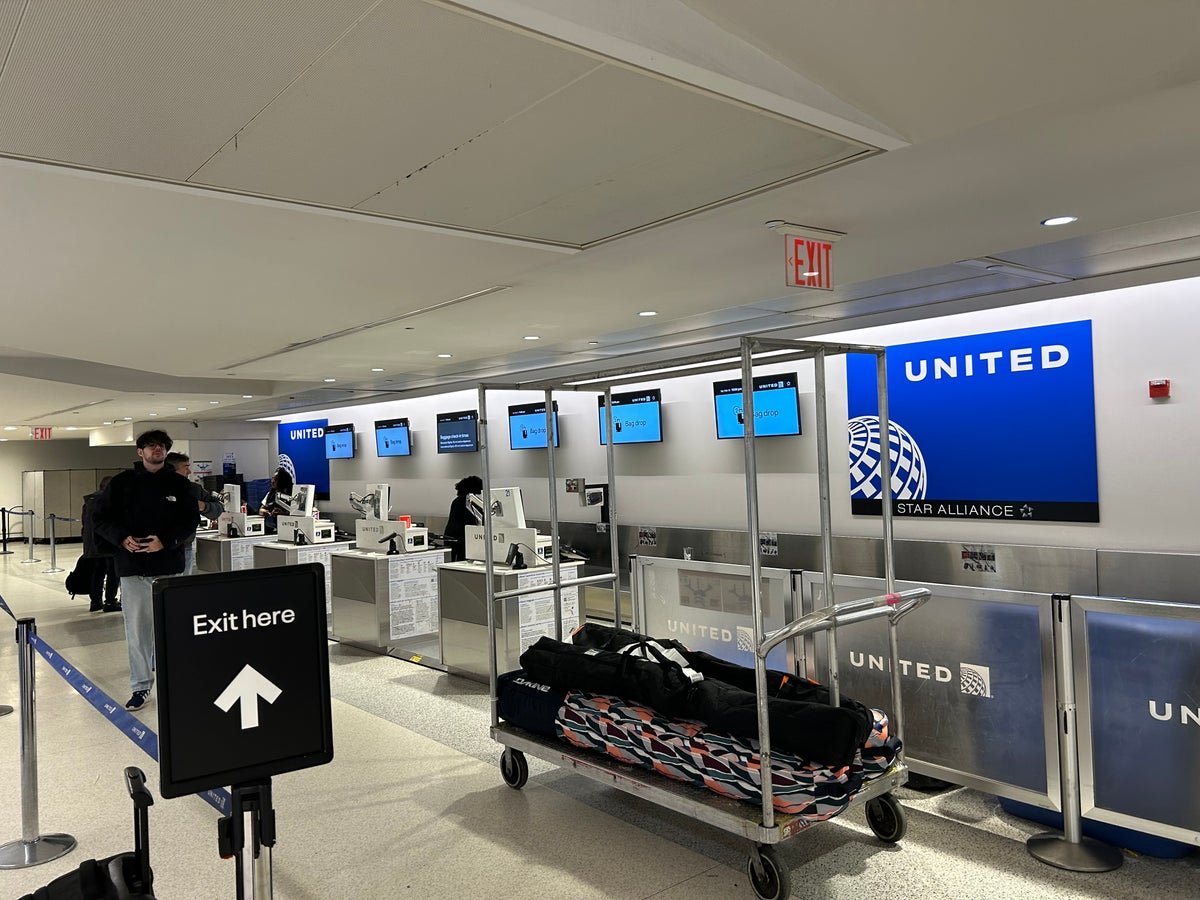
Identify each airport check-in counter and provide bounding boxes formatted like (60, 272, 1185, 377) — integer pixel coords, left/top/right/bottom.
(195, 533, 275, 574)
(437, 560, 581, 683)
(329, 547, 449, 665)
(254, 540, 354, 620)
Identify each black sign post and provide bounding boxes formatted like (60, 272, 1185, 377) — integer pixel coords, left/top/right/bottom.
(153, 563, 334, 899)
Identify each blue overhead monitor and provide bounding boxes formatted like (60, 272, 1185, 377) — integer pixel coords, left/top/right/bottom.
(374, 417, 412, 457)
(508, 401, 559, 449)
(598, 388, 663, 444)
(324, 423, 355, 460)
(713, 373, 802, 439)
(436, 409, 479, 454)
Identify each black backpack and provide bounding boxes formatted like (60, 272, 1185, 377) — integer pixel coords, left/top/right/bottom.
(64, 556, 96, 597)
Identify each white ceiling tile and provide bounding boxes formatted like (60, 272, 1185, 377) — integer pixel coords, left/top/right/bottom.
(0, 0, 381, 178)
(191, 0, 598, 208)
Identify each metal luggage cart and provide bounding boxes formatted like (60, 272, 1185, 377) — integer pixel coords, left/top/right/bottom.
(480, 337, 922, 900)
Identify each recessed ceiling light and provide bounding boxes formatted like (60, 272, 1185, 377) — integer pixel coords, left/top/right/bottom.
(0, 438, 7, 442)
(102, 421, 113, 426)
(588, 341, 599, 345)
(65, 426, 78, 431)
(638, 310, 658, 317)
(370, 368, 384, 373)
(209, 400, 219, 405)
(123, 417, 132, 421)
(324, 378, 336, 383)
(242, 395, 253, 399)
(3, 426, 16, 431)
(437, 353, 452, 358)
(1040, 215, 1078, 227)
(524, 335, 540, 341)
(149, 413, 159, 417)
(177, 407, 187, 411)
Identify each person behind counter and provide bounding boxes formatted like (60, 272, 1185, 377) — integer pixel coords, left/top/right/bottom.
(258, 467, 294, 532)
(444, 475, 483, 562)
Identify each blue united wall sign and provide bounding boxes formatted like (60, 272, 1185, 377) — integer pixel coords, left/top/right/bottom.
(277, 418, 330, 499)
(846, 321, 1099, 522)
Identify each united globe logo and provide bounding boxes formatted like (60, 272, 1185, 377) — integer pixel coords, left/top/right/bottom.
(847, 416, 927, 500)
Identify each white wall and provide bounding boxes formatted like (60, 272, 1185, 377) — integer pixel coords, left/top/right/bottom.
(0, 440, 141, 510)
(275, 276, 1199, 552)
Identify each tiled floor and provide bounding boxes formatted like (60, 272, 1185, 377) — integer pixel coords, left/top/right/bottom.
(1, 547, 1196, 899)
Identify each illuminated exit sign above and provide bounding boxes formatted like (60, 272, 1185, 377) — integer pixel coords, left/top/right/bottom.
(780, 225, 843, 291)
(32, 426, 52, 440)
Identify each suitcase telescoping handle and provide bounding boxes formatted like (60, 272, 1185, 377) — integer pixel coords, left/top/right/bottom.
(123, 766, 154, 893)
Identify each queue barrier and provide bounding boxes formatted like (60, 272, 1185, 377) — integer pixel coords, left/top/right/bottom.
(0, 591, 232, 871)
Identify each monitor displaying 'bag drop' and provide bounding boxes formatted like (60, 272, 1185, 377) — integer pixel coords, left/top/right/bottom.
(598, 389, 663, 444)
(374, 418, 412, 457)
(324, 424, 355, 460)
(508, 401, 559, 449)
(712, 373, 802, 439)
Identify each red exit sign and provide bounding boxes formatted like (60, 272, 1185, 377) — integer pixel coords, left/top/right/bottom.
(785, 235, 834, 290)
(32, 426, 52, 440)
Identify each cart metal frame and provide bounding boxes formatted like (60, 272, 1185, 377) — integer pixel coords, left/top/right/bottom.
(478, 336, 927, 899)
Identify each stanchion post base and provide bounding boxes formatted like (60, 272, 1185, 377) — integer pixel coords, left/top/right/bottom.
(0, 705, 12, 717)
(19, 559, 41, 565)
(1027, 832, 1123, 872)
(0, 550, 13, 555)
(0, 833, 77, 869)
(41, 567, 64, 574)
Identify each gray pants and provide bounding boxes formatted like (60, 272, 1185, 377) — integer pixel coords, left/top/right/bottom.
(119, 572, 179, 693)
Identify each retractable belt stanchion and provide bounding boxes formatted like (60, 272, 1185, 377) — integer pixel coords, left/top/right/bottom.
(0, 618, 77, 868)
(13, 509, 39, 565)
(0, 507, 15, 555)
(42, 514, 74, 575)
(218, 779, 275, 900)
(1026, 594, 1123, 872)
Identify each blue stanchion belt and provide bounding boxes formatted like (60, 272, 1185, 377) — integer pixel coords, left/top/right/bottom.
(0, 590, 232, 814)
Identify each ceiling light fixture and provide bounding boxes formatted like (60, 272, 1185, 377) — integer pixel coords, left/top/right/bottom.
(123, 417, 132, 421)
(177, 407, 187, 411)
(3, 426, 16, 431)
(242, 394, 254, 399)
(0, 438, 7, 442)
(371, 368, 384, 372)
(437, 353, 452, 358)
(1040, 215, 1078, 227)
(323, 378, 336, 383)
(209, 400, 219, 405)
(102, 421, 113, 426)
(524, 335, 540, 341)
(65, 426, 78, 431)
(149, 413, 159, 417)
(638, 311, 658, 317)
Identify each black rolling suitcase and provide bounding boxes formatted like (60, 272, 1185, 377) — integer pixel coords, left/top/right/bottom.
(21, 767, 155, 900)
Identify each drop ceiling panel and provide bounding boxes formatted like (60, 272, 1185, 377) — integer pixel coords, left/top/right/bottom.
(191, 0, 599, 208)
(0, 160, 566, 378)
(361, 62, 868, 244)
(0, 0, 380, 178)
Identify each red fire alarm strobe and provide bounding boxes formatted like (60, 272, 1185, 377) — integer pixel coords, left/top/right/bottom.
(1149, 379, 1171, 399)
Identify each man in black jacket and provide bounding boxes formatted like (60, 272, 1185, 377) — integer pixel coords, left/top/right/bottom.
(93, 429, 200, 711)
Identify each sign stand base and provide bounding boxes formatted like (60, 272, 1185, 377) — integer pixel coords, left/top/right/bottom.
(219, 779, 275, 899)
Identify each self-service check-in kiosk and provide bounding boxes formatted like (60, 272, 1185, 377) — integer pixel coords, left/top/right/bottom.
(277, 515, 337, 545)
(217, 485, 264, 537)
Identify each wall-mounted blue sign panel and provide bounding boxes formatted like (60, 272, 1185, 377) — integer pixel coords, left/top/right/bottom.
(847, 321, 1098, 522)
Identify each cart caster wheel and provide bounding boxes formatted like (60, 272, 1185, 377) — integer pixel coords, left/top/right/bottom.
(500, 748, 528, 789)
(746, 844, 790, 900)
(866, 793, 907, 843)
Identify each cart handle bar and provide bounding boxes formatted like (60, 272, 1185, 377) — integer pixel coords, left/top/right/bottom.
(493, 572, 617, 601)
(759, 588, 930, 659)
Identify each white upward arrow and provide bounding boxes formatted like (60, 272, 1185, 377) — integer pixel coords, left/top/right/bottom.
(214, 664, 282, 730)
